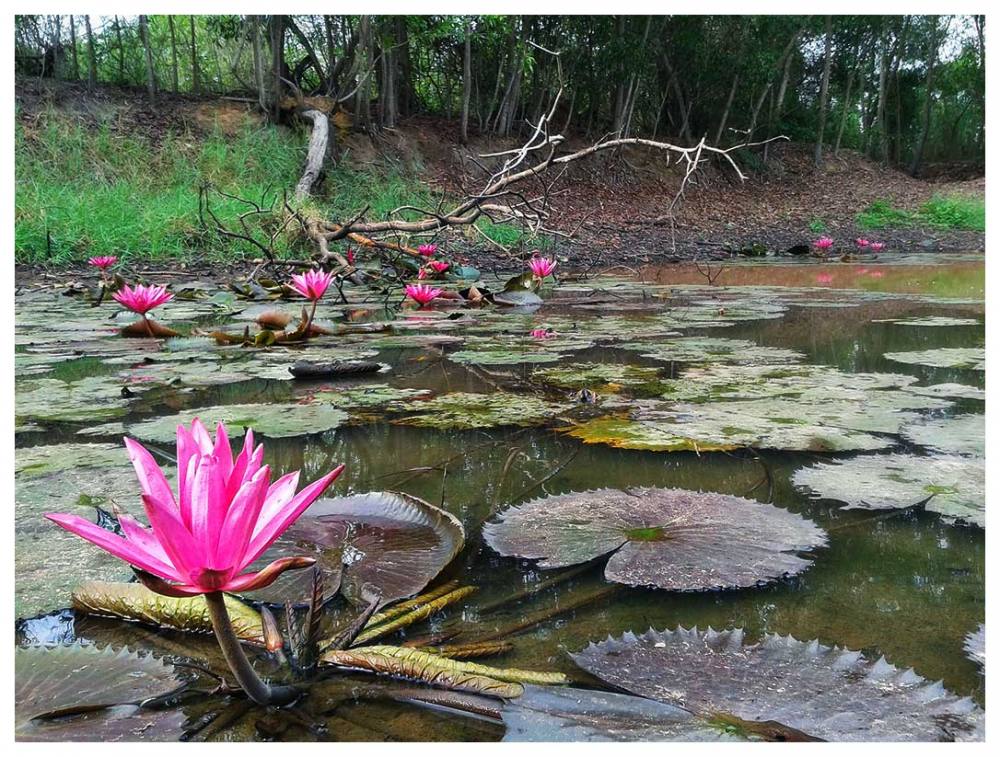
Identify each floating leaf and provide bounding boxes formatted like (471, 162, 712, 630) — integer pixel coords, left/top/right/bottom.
(534, 363, 666, 394)
(391, 391, 569, 430)
(484, 488, 826, 591)
(16, 376, 131, 424)
(873, 316, 981, 327)
(15, 643, 184, 741)
(884, 347, 985, 371)
(964, 625, 984, 670)
(72, 581, 263, 644)
(125, 402, 349, 443)
(900, 414, 984, 457)
(571, 627, 984, 742)
(792, 453, 984, 527)
(620, 337, 804, 365)
(904, 383, 985, 401)
(502, 685, 737, 742)
(245, 492, 464, 607)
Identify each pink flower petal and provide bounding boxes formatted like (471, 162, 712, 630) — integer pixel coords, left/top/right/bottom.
(214, 466, 271, 570)
(139, 493, 201, 581)
(123, 437, 176, 511)
(45, 513, 179, 580)
(224, 556, 317, 592)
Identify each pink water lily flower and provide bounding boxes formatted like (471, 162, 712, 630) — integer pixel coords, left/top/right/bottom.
(418, 244, 438, 258)
(46, 419, 344, 597)
(113, 283, 174, 316)
(531, 328, 555, 339)
(88, 255, 118, 270)
(815, 273, 834, 285)
(869, 242, 885, 252)
(405, 283, 443, 306)
(289, 269, 333, 302)
(528, 256, 557, 278)
(855, 238, 870, 249)
(813, 237, 834, 251)
(417, 267, 428, 280)
(346, 248, 356, 265)
(429, 260, 450, 274)
(869, 270, 884, 278)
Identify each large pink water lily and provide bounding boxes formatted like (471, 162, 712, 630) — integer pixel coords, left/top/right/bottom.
(46, 419, 344, 597)
(113, 283, 174, 316)
(405, 283, 443, 306)
(528, 255, 557, 278)
(289, 269, 333, 302)
(88, 255, 118, 270)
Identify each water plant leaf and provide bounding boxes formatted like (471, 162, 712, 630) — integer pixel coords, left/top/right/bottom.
(570, 627, 984, 742)
(900, 413, 984, 457)
(534, 363, 666, 394)
(71, 581, 264, 643)
(124, 401, 349, 443)
(964, 624, 985, 670)
(904, 383, 985, 401)
(16, 376, 132, 424)
(883, 347, 985, 371)
(391, 391, 569, 430)
(484, 488, 827, 591)
(15, 643, 185, 741)
(873, 316, 981, 327)
(502, 685, 738, 742)
(245, 492, 464, 607)
(620, 337, 804, 365)
(792, 453, 984, 527)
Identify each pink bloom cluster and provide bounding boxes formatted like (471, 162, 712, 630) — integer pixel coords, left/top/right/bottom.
(418, 244, 438, 258)
(405, 283, 443, 306)
(88, 255, 118, 270)
(289, 269, 333, 301)
(46, 420, 344, 596)
(113, 283, 174, 316)
(528, 255, 557, 278)
(813, 237, 834, 250)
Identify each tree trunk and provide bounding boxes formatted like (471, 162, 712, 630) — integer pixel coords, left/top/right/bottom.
(84, 15, 97, 89)
(354, 16, 372, 130)
(168, 16, 179, 92)
(833, 64, 856, 156)
(69, 16, 79, 80)
(714, 72, 740, 145)
(251, 17, 267, 111)
(813, 16, 834, 166)
(140, 15, 156, 102)
(269, 15, 286, 120)
(876, 33, 889, 165)
(190, 16, 200, 94)
(909, 18, 942, 176)
(114, 16, 125, 84)
(461, 20, 472, 144)
(295, 110, 330, 199)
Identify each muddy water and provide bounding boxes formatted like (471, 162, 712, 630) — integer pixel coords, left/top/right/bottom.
(14, 258, 985, 740)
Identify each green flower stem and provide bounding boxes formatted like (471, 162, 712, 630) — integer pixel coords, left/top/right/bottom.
(204, 591, 298, 706)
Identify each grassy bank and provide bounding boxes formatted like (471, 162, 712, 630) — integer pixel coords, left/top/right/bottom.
(15, 109, 528, 264)
(856, 195, 985, 232)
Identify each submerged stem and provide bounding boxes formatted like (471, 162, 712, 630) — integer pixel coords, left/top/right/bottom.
(204, 591, 299, 706)
(305, 299, 319, 339)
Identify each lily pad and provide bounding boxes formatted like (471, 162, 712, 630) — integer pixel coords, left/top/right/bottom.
(484, 488, 826, 591)
(571, 627, 984, 742)
(245, 491, 464, 607)
(16, 375, 132, 424)
(904, 383, 985, 401)
(124, 401, 349, 443)
(15, 643, 185, 741)
(391, 392, 569, 430)
(900, 414, 984, 457)
(534, 363, 666, 394)
(964, 625, 985, 670)
(621, 337, 804, 365)
(873, 316, 981, 327)
(502, 685, 737, 742)
(884, 347, 985, 371)
(792, 453, 985, 527)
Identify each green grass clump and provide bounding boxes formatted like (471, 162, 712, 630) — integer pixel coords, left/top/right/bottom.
(856, 195, 984, 232)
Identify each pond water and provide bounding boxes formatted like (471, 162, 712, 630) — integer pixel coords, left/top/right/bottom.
(14, 256, 985, 741)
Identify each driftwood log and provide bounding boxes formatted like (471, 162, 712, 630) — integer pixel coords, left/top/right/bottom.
(289, 360, 384, 379)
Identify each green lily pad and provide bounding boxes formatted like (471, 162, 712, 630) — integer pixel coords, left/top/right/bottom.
(484, 488, 826, 591)
(884, 347, 985, 371)
(621, 337, 804, 365)
(125, 401, 349, 443)
(15, 644, 185, 742)
(16, 375, 132, 424)
(904, 383, 985, 401)
(900, 414, 984, 457)
(571, 627, 984, 742)
(534, 363, 666, 394)
(245, 491, 464, 607)
(391, 392, 570, 430)
(792, 453, 984, 527)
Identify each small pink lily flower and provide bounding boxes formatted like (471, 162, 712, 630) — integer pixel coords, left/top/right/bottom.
(46, 419, 344, 597)
(418, 244, 438, 258)
(429, 260, 450, 274)
(813, 237, 834, 251)
(855, 238, 870, 249)
(289, 269, 333, 302)
(530, 328, 555, 339)
(869, 270, 884, 278)
(528, 255, 557, 278)
(405, 283, 443, 306)
(113, 283, 174, 316)
(815, 273, 834, 285)
(346, 248, 355, 265)
(417, 267, 428, 280)
(869, 242, 885, 253)
(89, 255, 118, 271)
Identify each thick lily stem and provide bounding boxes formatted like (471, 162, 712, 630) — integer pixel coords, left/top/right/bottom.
(204, 591, 299, 706)
(304, 299, 319, 340)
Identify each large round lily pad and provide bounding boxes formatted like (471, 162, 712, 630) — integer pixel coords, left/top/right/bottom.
(15, 643, 185, 741)
(621, 337, 804, 365)
(245, 491, 464, 607)
(571, 627, 984, 742)
(793, 453, 984, 528)
(501, 685, 736, 742)
(125, 401, 349, 443)
(900, 413, 984, 457)
(883, 347, 984, 371)
(484, 488, 826, 591)
(390, 392, 569, 431)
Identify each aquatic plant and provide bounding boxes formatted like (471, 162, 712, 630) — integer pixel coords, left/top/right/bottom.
(87, 255, 118, 286)
(418, 243, 438, 257)
(855, 237, 870, 249)
(528, 255, 557, 279)
(45, 419, 345, 705)
(815, 273, 833, 285)
(870, 241, 885, 252)
(813, 237, 834, 251)
(289, 268, 333, 338)
(405, 283, 444, 306)
(429, 260, 451, 274)
(112, 283, 176, 337)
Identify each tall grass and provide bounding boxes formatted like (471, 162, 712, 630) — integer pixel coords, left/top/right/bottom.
(856, 195, 985, 232)
(15, 109, 534, 264)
